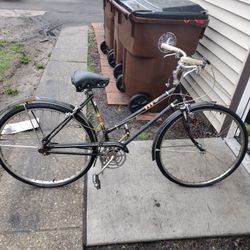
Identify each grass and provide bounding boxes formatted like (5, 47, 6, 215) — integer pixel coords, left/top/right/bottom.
(245, 124, 250, 136)
(20, 55, 31, 64)
(88, 28, 98, 73)
(36, 63, 45, 70)
(138, 132, 152, 140)
(0, 40, 7, 47)
(0, 40, 25, 81)
(3, 87, 18, 96)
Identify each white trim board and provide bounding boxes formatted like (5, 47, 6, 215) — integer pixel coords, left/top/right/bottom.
(236, 77, 250, 121)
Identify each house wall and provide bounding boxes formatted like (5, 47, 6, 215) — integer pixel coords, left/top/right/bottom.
(236, 77, 250, 120)
(182, 0, 250, 112)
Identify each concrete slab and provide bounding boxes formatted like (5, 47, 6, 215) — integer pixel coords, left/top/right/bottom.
(50, 26, 88, 62)
(55, 32, 88, 50)
(86, 140, 250, 246)
(0, 9, 46, 18)
(36, 26, 89, 105)
(0, 228, 82, 249)
(0, 174, 84, 249)
(51, 48, 88, 62)
(59, 26, 89, 37)
(0, 176, 84, 231)
(0, 25, 89, 249)
(36, 61, 86, 104)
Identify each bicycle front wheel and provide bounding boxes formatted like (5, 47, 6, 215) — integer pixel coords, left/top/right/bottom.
(155, 104, 248, 187)
(0, 102, 97, 187)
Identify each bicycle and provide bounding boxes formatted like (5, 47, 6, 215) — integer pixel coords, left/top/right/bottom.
(0, 43, 248, 189)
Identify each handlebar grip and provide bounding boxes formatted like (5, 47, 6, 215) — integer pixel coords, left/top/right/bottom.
(161, 43, 180, 53)
(180, 56, 204, 66)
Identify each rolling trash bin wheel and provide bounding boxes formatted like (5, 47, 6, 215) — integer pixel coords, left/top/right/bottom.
(116, 74, 125, 93)
(128, 93, 150, 113)
(107, 49, 116, 68)
(100, 41, 109, 54)
(113, 63, 122, 79)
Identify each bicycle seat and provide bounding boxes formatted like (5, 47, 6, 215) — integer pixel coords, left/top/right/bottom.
(71, 70, 110, 92)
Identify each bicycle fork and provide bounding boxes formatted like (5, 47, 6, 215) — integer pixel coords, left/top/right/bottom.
(181, 106, 206, 153)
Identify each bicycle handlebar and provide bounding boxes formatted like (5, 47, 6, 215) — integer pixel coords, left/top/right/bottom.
(161, 43, 180, 53)
(180, 56, 204, 66)
(161, 43, 186, 57)
(161, 43, 206, 67)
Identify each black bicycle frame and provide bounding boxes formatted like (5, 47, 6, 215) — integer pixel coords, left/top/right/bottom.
(43, 86, 180, 155)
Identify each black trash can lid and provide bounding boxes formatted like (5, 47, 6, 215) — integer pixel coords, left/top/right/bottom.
(115, 0, 208, 19)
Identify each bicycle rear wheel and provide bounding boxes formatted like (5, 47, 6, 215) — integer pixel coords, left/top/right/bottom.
(155, 104, 248, 187)
(0, 102, 97, 187)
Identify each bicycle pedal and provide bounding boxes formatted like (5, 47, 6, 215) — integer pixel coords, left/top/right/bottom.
(92, 174, 101, 190)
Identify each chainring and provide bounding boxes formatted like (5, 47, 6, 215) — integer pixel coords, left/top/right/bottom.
(99, 147, 126, 169)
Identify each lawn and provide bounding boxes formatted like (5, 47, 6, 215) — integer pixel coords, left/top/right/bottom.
(0, 40, 24, 81)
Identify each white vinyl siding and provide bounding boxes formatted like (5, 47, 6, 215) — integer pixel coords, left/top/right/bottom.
(183, 0, 250, 108)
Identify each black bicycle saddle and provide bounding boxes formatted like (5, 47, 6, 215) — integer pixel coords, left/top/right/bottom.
(71, 70, 110, 92)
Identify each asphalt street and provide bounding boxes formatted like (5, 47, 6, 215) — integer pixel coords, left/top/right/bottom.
(0, 0, 103, 26)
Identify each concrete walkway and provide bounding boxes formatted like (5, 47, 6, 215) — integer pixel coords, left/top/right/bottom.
(87, 141, 250, 246)
(0, 26, 88, 249)
(1, 24, 250, 249)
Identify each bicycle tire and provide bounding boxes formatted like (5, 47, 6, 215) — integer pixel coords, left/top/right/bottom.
(154, 103, 248, 187)
(0, 102, 97, 187)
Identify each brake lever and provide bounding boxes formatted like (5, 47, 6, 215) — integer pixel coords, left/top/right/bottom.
(163, 53, 177, 58)
(183, 67, 198, 78)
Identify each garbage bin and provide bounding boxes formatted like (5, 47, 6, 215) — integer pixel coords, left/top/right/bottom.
(112, 0, 209, 112)
(112, 4, 124, 83)
(101, 0, 115, 54)
(102, 0, 123, 70)
(113, 6, 123, 65)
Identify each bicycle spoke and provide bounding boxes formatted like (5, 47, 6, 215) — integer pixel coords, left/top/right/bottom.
(156, 104, 247, 186)
(0, 103, 96, 187)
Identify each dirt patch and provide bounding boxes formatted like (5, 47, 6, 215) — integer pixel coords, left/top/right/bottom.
(87, 236, 250, 250)
(0, 15, 57, 107)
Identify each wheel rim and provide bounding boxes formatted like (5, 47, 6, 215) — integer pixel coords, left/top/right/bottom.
(107, 50, 116, 68)
(100, 41, 108, 54)
(0, 107, 94, 186)
(157, 106, 247, 186)
(113, 64, 122, 79)
(129, 94, 150, 113)
(116, 75, 125, 92)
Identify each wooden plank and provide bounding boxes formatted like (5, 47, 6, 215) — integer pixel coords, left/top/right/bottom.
(185, 74, 229, 105)
(192, 0, 250, 35)
(197, 44, 239, 84)
(182, 78, 229, 132)
(200, 36, 243, 74)
(207, 16, 250, 50)
(195, 51, 236, 96)
(203, 27, 248, 62)
(205, 0, 250, 20)
(190, 73, 231, 105)
(182, 77, 213, 103)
